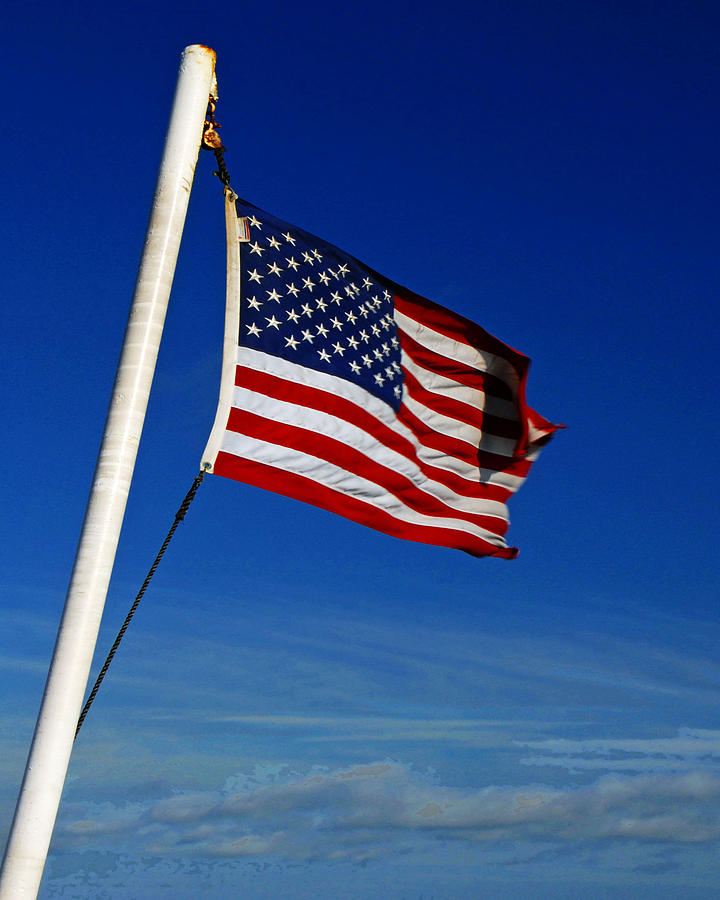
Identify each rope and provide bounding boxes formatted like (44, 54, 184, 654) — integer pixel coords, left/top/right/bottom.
(75, 469, 207, 739)
(201, 97, 232, 189)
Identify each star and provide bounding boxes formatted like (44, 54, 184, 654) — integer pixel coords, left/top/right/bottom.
(358, 304, 369, 318)
(381, 342, 390, 355)
(315, 298, 328, 312)
(373, 348, 384, 360)
(332, 341, 345, 355)
(249, 241, 266, 256)
(285, 282, 300, 297)
(286, 256, 300, 270)
(265, 315, 281, 329)
(247, 296, 263, 310)
(302, 276, 315, 292)
(318, 348, 331, 363)
(286, 308, 300, 323)
(301, 329, 315, 343)
(349, 361, 361, 374)
(385, 366, 395, 379)
(349, 282, 359, 295)
(302, 251, 315, 265)
(316, 323, 329, 338)
(380, 317, 391, 331)
(362, 277, 373, 290)
(245, 323, 262, 337)
(392, 361, 401, 373)
(327, 267, 338, 279)
(248, 215, 262, 229)
(344, 285, 355, 297)
(330, 316, 343, 330)
(347, 335, 359, 349)
(371, 323, 381, 336)
(248, 269, 264, 283)
(394, 385, 402, 398)
(318, 271, 331, 285)
(374, 373, 385, 386)
(267, 235, 281, 249)
(266, 288, 283, 302)
(301, 303, 313, 317)
(361, 354, 372, 368)
(346, 311, 358, 324)
(284, 334, 300, 350)
(312, 249, 323, 260)
(267, 261, 283, 276)
(359, 329, 370, 343)
(391, 336, 400, 348)
(330, 291, 343, 305)
(337, 263, 350, 276)
(282, 231, 297, 245)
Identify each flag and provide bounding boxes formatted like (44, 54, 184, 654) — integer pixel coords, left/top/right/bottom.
(202, 192, 559, 557)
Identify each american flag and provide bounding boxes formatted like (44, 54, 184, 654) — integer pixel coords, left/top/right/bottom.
(202, 195, 558, 557)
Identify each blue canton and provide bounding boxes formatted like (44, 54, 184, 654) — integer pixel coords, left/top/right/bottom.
(236, 201, 404, 411)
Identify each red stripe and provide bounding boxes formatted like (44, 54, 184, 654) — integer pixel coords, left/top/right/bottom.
(235, 365, 516, 502)
(214, 450, 517, 558)
(224, 407, 510, 534)
(399, 329, 515, 402)
(395, 292, 530, 381)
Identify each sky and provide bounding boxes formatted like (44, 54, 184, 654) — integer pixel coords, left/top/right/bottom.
(2, 0, 719, 897)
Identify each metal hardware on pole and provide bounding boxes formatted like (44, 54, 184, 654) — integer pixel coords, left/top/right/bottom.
(0, 44, 216, 899)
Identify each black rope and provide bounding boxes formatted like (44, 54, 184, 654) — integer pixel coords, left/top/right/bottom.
(213, 145, 231, 189)
(75, 469, 207, 739)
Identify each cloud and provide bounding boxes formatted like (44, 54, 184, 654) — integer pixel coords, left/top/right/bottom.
(54, 755, 720, 865)
(518, 728, 720, 773)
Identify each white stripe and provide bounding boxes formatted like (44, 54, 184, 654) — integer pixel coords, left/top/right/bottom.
(395, 308, 520, 390)
(219, 430, 507, 548)
(236, 347, 526, 492)
(228, 384, 510, 523)
(401, 351, 520, 422)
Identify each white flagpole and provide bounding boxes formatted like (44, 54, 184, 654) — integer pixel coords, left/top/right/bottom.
(0, 44, 216, 900)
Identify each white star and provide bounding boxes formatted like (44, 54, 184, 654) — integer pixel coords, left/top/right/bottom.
(330, 291, 343, 304)
(391, 336, 400, 348)
(265, 315, 281, 329)
(359, 329, 370, 343)
(373, 348, 384, 361)
(330, 316, 343, 330)
(302, 251, 315, 265)
(384, 290, 392, 301)
(374, 373, 385, 386)
(267, 261, 283, 276)
(247, 296, 262, 310)
(349, 282, 359, 295)
(327, 267, 338, 279)
(344, 285, 355, 297)
(248, 268, 264, 283)
(371, 323, 381, 336)
(302, 276, 315, 292)
(315, 298, 328, 312)
(385, 366, 395, 379)
(301, 329, 315, 342)
(392, 361, 401, 372)
(347, 335, 359, 350)
(318, 271, 331, 285)
(301, 303, 313, 317)
(362, 277, 373, 290)
(286, 308, 300, 323)
(382, 342, 390, 355)
(249, 241, 266, 256)
(248, 215, 262, 229)
(312, 249, 323, 260)
(349, 361, 361, 374)
(267, 235, 281, 250)
(286, 256, 300, 270)
(318, 348, 331, 363)
(266, 288, 283, 302)
(285, 282, 300, 297)
(245, 323, 262, 337)
(358, 304, 369, 318)
(380, 317, 391, 330)
(316, 323, 329, 338)
(346, 311, 358, 324)
(362, 354, 372, 368)
(394, 385, 402, 398)
(337, 263, 350, 276)
(282, 231, 297, 245)
(332, 341, 345, 355)
(284, 334, 300, 350)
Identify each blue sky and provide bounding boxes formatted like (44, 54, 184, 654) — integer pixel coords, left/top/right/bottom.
(2, 1, 720, 897)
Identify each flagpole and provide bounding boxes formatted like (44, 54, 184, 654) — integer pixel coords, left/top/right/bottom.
(0, 44, 216, 900)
